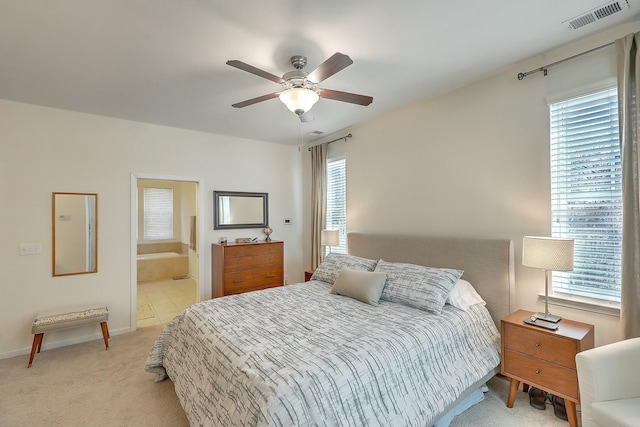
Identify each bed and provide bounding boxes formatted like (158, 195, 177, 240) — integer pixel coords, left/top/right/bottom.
(146, 233, 514, 426)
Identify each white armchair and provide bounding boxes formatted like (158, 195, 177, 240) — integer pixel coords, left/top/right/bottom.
(575, 337, 640, 427)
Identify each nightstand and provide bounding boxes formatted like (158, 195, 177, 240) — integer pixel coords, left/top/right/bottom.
(501, 309, 594, 427)
(304, 269, 315, 282)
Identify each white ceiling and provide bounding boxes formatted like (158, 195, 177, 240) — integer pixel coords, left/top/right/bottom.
(1, 1, 639, 145)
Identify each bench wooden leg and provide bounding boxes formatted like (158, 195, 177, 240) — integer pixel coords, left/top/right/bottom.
(100, 322, 109, 349)
(28, 333, 44, 367)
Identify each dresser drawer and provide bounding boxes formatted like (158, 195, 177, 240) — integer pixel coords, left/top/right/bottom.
(503, 349, 578, 399)
(224, 253, 283, 272)
(504, 323, 577, 368)
(224, 243, 282, 258)
(224, 267, 283, 293)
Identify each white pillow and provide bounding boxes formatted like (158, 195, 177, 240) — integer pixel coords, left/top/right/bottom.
(446, 279, 486, 311)
(330, 268, 387, 305)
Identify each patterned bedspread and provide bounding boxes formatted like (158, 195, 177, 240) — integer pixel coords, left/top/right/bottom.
(145, 280, 500, 427)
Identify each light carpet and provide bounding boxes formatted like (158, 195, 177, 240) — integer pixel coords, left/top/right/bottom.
(0, 325, 575, 427)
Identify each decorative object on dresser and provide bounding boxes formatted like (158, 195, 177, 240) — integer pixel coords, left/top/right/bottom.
(211, 241, 283, 297)
(321, 229, 339, 254)
(501, 309, 594, 427)
(262, 226, 273, 241)
(522, 236, 574, 323)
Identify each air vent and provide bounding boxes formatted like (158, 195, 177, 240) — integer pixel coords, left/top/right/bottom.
(569, 14, 596, 29)
(565, 1, 629, 30)
(594, 1, 623, 18)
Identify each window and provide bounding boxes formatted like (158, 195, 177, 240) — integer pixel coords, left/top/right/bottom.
(549, 87, 622, 303)
(326, 157, 347, 254)
(143, 187, 174, 240)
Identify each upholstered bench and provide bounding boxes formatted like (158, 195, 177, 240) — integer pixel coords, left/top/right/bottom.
(28, 304, 109, 367)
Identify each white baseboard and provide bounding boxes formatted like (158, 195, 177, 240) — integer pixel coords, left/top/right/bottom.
(0, 326, 132, 361)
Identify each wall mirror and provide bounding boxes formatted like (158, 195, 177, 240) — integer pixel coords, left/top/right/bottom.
(214, 191, 268, 230)
(52, 192, 98, 276)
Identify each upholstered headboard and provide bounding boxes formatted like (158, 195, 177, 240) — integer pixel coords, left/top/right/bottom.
(347, 233, 514, 326)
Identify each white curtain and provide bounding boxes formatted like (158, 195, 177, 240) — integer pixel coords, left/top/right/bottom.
(310, 143, 328, 269)
(616, 33, 640, 339)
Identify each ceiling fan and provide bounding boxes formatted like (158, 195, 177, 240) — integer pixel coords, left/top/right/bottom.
(226, 52, 373, 120)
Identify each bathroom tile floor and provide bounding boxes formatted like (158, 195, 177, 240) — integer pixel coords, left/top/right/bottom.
(137, 277, 198, 328)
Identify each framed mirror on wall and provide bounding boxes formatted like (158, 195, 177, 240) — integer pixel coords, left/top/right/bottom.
(214, 191, 268, 230)
(52, 192, 98, 276)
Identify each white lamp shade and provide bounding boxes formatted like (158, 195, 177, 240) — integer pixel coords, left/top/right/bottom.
(522, 236, 574, 271)
(279, 88, 320, 114)
(321, 229, 339, 247)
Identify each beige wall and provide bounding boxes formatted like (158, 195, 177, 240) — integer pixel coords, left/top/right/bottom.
(0, 101, 303, 358)
(303, 20, 640, 347)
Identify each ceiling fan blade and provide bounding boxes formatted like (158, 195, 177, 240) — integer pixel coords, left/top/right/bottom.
(319, 89, 373, 106)
(232, 92, 280, 108)
(226, 60, 284, 84)
(308, 53, 353, 83)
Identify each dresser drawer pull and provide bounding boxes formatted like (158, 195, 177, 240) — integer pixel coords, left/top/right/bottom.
(535, 369, 541, 374)
(233, 280, 244, 283)
(265, 274, 276, 278)
(535, 343, 540, 347)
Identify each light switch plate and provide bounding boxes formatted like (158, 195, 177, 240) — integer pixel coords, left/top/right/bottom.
(19, 243, 42, 255)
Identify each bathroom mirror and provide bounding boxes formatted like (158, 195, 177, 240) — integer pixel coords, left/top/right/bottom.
(214, 191, 268, 230)
(52, 192, 98, 276)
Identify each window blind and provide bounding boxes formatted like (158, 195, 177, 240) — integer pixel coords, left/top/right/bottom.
(143, 187, 174, 240)
(549, 87, 622, 302)
(326, 157, 347, 254)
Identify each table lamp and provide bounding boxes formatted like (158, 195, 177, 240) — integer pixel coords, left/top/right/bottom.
(522, 236, 574, 323)
(321, 229, 339, 254)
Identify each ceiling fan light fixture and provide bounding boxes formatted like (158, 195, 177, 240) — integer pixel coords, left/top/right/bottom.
(279, 87, 319, 115)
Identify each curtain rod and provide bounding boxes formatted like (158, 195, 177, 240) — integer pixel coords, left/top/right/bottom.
(307, 133, 352, 151)
(517, 41, 615, 80)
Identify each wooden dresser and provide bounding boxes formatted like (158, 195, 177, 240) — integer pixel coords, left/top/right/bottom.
(501, 309, 594, 427)
(211, 241, 284, 297)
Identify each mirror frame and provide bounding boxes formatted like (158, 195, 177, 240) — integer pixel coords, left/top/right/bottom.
(52, 192, 98, 277)
(213, 190, 268, 230)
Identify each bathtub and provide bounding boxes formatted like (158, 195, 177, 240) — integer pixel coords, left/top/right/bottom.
(137, 251, 188, 282)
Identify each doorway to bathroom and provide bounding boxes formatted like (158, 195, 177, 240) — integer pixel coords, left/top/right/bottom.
(130, 173, 204, 330)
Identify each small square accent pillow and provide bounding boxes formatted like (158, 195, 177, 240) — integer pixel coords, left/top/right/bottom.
(311, 253, 378, 285)
(374, 260, 463, 314)
(446, 279, 486, 311)
(330, 268, 387, 305)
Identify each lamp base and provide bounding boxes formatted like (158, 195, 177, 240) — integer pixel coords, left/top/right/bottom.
(534, 312, 562, 323)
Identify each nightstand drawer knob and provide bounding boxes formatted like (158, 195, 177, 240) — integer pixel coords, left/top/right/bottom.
(535, 343, 540, 347)
(535, 369, 541, 374)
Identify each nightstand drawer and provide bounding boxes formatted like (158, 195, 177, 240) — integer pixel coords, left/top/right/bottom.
(504, 349, 578, 399)
(504, 323, 577, 368)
